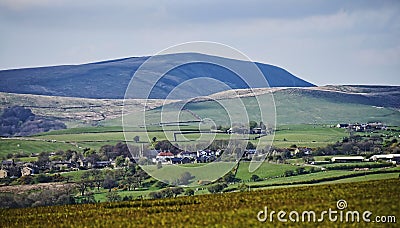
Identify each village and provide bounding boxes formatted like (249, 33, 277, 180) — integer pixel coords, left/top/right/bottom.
(1, 143, 399, 180)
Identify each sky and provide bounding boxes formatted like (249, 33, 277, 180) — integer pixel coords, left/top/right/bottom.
(0, 0, 399, 86)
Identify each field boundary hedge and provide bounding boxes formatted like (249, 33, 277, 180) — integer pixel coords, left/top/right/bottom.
(225, 169, 400, 192)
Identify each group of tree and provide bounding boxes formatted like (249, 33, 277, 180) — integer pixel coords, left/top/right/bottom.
(154, 140, 181, 154)
(207, 183, 228, 194)
(284, 167, 320, 177)
(76, 164, 149, 196)
(98, 142, 134, 161)
(313, 135, 397, 156)
(148, 187, 185, 199)
(0, 106, 66, 136)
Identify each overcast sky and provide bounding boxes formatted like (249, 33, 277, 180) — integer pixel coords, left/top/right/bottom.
(0, 0, 399, 85)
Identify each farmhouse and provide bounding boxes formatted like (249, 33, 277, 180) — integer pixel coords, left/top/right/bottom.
(92, 161, 112, 168)
(171, 157, 191, 164)
(331, 156, 365, 163)
(251, 128, 266, 134)
(0, 169, 8, 178)
(370, 154, 400, 164)
(177, 151, 197, 159)
(21, 167, 34, 176)
(336, 123, 349, 128)
(154, 151, 175, 164)
(51, 161, 73, 171)
(243, 149, 257, 160)
(1, 160, 14, 169)
(336, 122, 386, 132)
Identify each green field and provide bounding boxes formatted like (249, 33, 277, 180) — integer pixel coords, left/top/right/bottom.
(0, 138, 79, 157)
(1, 179, 398, 227)
(272, 124, 347, 148)
(0, 124, 351, 158)
(322, 172, 400, 184)
(236, 162, 302, 180)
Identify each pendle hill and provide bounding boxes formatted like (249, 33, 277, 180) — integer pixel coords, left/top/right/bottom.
(0, 53, 314, 99)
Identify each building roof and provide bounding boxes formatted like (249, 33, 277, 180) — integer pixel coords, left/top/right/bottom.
(332, 156, 365, 160)
(1, 160, 14, 165)
(157, 152, 174, 157)
(371, 154, 400, 159)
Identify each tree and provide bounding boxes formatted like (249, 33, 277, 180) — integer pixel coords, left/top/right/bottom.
(259, 121, 266, 130)
(18, 175, 34, 185)
(80, 193, 96, 204)
(249, 121, 258, 130)
(184, 189, 194, 196)
(99, 144, 114, 160)
(154, 140, 178, 153)
(157, 161, 162, 169)
(160, 188, 174, 198)
(250, 174, 260, 182)
(55, 194, 76, 206)
(76, 172, 92, 196)
(133, 136, 140, 143)
(149, 191, 163, 199)
(207, 183, 227, 194)
(115, 155, 125, 167)
(106, 191, 121, 202)
(222, 172, 238, 183)
(296, 167, 306, 175)
(171, 187, 184, 197)
(284, 170, 294, 177)
(134, 168, 149, 186)
(36, 173, 53, 183)
(84, 149, 100, 165)
(246, 141, 255, 149)
(113, 142, 130, 159)
(62, 150, 74, 161)
(103, 175, 118, 192)
(36, 152, 50, 169)
(88, 169, 104, 191)
(178, 172, 194, 185)
(128, 176, 140, 191)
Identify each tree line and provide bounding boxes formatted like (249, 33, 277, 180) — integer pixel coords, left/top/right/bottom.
(0, 106, 66, 136)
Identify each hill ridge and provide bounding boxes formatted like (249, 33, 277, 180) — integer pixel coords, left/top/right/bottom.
(0, 53, 314, 99)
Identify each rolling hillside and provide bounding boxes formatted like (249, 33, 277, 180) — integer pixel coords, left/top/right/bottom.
(0, 53, 314, 99)
(186, 86, 400, 126)
(1, 85, 399, 127)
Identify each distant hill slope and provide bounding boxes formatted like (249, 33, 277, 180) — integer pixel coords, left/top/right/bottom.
(183, 86, 400, 126)
(0, 53, 313, 99)
(1, 86, 399, 126)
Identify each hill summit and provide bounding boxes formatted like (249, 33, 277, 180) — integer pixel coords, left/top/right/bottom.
(0, 53, 314, 99)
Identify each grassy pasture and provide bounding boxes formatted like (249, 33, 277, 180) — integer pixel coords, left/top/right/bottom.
(0, 124, 350, 158)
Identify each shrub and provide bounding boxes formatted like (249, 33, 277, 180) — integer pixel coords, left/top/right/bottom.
(207, 183, 227, 194)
